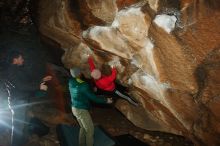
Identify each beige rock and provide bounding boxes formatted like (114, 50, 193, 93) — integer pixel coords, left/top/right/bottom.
(37, 0, 220, 145)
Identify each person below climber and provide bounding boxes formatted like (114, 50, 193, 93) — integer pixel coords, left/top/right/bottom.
(88, 56, 138, 106)
(6, 50, 52, 146)
(68, 67, 113, 146)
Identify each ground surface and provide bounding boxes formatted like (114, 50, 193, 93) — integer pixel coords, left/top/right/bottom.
(23, 96, 194, 146)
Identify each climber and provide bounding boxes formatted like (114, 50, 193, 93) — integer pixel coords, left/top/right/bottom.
(88, 55, 138, 106)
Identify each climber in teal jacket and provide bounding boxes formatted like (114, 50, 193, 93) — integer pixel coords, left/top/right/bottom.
(68, 67, 112, 146)
(69, 74, 109, 109)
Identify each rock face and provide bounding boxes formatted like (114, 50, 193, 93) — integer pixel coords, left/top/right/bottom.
(36, 0, 220, 145)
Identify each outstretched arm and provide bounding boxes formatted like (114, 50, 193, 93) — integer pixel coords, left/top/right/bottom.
(12, 79, 41, 92)
(85, 91, 107, 104)
(106, 68, 117, 82)
(88, 56, 96, 72)
(84, 86, 107, 104)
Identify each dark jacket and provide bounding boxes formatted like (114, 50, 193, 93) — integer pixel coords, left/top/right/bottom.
(68, 78, 107, 110)
(7, 65, 41, 100)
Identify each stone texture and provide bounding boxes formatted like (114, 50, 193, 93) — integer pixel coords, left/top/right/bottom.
(83, 0, 117, 23)
(38, 0, 82, 48)
(36, 0, 220, 145)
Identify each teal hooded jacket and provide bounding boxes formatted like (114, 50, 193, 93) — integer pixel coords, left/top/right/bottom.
(68, 78, 107, 110)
